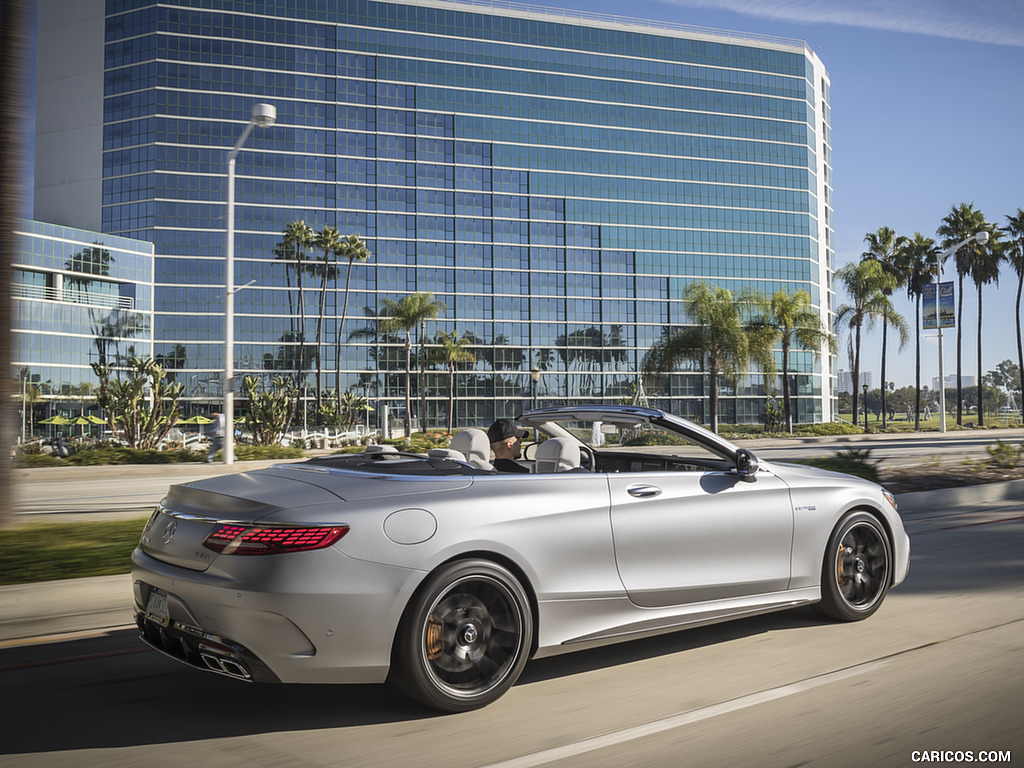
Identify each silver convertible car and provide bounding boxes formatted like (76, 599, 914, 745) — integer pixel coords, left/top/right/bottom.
(131, 405, 909, 712)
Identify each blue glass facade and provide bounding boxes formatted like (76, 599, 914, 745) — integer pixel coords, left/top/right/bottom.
(95, 0, 834, 426)
(12, 219, 154, 413)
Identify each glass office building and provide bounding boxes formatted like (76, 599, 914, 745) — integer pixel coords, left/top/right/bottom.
(35, 0, 835, 427)
(12, 219, 154, 428)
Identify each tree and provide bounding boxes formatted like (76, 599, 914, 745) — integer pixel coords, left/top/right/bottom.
(312, 226, 342, 412)
(862, 227, 911, 429)
(333, 233, 372, 408)
(378, 292, 444, 438)
(641, 282, 770, 433)
(901, 233, 939, 430)
(747, 289, 835, 433)
(938, 203, 988, 425)
(834, 260, 900, 432)
(1004, 209, 1024, 408)
(280, 220, 316, 389)
(241, 375, 297, 445)
(91, 358, 184, 449)
(967, 223, 1002, 426)
(430, 331, 476, 434)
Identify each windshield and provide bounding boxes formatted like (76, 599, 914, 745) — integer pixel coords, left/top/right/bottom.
(532, 416, 729, 463)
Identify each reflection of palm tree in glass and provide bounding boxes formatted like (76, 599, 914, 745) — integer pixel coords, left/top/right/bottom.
(64, 244, 113, 304)
(89, 308, 148, 369)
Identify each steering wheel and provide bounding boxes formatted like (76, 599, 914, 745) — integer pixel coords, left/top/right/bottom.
(578, 444, 596, 472)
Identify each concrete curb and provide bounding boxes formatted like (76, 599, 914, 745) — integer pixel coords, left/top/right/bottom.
(895, 478, 1024, 513)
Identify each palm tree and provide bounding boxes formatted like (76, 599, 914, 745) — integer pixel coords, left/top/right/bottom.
(902, 233, 939, 429)
(862, 227, 911, 429)
(280, 220, 316, 390)
(967, 224, 1003, 426)
(333, 233, 372, 407)
(1005, 209, 1024, 405)
(938, 203, 987, 425)
(641, 282, 768, 433)
(312, 225, 342, 412)
(431, 331, 476, 434)
(834, 260, 900, 431)
(748, 289, 835, 433)
(417, 296, 445, 430)
(378, 292, 444, 438)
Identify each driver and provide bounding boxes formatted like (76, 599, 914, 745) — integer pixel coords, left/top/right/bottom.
(487, 419, 530, 473)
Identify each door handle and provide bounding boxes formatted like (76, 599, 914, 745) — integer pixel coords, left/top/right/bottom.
(627, 484, 662, 498)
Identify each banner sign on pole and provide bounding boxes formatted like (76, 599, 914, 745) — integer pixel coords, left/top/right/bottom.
(923, 282, 955, 330)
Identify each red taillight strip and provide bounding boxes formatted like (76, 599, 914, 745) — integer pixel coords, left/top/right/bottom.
(202, 524, 349, 556)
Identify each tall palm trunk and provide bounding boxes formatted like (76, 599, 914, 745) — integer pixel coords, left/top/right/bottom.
(880, 320, 888, 428)
(335, 259, 356, 407)
(781, 337, 793, 434)
(977, 287, 984, 426)
(914, 293, 922, 431)
(0, 0, 29, 528)
(853, 323, 863, 431)
(956, 272, 965, 425)
(314, 259, 329, 412)
(402, 332, 413, 439)
(1017, 271, 1024, 411)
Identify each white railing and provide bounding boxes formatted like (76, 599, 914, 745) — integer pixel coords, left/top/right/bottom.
(12, 283, 135, 311)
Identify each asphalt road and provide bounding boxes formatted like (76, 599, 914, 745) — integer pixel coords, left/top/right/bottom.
(1, 495, 1021, 767)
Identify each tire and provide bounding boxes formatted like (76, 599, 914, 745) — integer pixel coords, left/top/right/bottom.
(815, 511, 892, 622)
(390, 560, 533, 712)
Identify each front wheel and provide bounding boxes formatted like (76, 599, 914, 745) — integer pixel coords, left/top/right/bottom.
(390, 560, 533, 712)
(815, 511, 891, 622)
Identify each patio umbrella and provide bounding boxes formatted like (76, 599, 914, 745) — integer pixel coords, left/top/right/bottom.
(87, 415, 107, 425)
(39, 415, 72, 425)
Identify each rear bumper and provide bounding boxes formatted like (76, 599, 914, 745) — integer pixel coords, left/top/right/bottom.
(136, 607, 282, 683)
(131, 547, 425, 684)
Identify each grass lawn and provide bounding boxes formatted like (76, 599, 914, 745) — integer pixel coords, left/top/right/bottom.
(0, 517, 150, 585)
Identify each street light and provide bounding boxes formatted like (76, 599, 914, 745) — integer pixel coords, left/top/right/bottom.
(530, 367, 541, 442)
(933, 230, 990, 433)
(862, 383, 869, 432)
(224, 103, 276, 465)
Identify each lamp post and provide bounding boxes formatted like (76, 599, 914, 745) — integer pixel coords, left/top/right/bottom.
(933, 230, 990, 434)
(862, 383, 869, 432)
(224, 103, 276, 465)
(530, 367, 541, 441)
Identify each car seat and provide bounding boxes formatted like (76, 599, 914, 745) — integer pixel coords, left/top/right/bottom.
(450, 429, 494, 470)
(532, 437, 581, 473)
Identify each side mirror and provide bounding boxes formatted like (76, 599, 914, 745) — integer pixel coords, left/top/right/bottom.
(735, 449, 759, 482)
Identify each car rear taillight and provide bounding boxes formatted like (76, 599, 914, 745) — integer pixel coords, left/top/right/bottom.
(202, 524, 349, 556)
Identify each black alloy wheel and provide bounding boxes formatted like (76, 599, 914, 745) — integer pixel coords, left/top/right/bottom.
(815, 511, 892, 622)
(391, 559, 533, 712)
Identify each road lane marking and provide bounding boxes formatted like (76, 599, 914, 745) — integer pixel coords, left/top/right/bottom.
(481, 660, 890, 768)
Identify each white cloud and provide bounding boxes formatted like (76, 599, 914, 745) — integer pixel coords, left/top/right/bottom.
(658, 0, 1024, 47)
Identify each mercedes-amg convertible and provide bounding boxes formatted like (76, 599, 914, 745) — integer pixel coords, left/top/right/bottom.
(131, 405, 909, 711)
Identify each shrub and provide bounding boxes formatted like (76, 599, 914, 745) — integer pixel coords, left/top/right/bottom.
(985, 441, 1023, 469)
(232, 444, 305, 461)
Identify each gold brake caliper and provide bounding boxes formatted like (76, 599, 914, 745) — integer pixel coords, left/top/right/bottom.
(426, 615, 444, 660)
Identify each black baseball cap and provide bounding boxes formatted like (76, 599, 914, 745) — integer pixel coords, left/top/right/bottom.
(488, 419, 528, 443)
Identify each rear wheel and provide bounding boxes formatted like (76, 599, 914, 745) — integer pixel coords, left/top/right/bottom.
(391, 560, 532, 712)
(815, 511, 891, 622)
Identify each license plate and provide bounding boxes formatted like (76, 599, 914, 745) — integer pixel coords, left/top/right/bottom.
(145, 588, 170, 627)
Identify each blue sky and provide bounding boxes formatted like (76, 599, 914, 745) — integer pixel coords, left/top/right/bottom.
(534, 0, 1024, 389)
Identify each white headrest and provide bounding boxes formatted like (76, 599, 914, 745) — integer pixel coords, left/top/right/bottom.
(427, 448, 467, 462)
(532, 438, 581, 473)
(450, 429, 494, 470)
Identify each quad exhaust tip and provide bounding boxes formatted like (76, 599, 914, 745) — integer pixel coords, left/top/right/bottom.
(201, 653, 252, 680)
